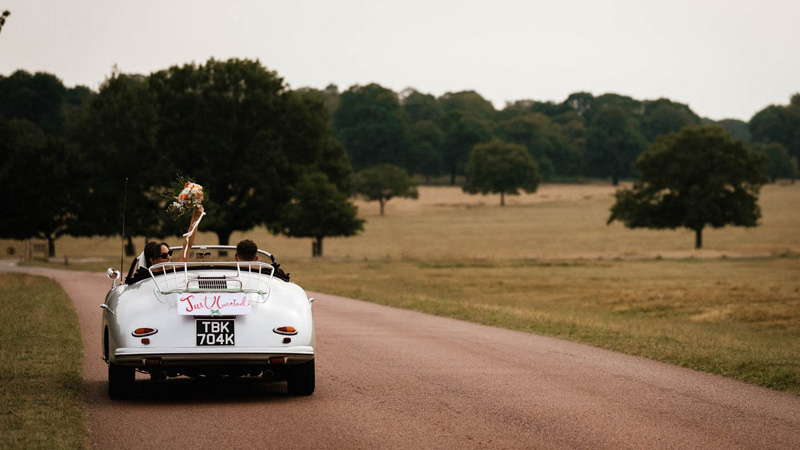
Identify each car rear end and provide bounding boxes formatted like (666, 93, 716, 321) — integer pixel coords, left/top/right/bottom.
(103, 260, 315, 397)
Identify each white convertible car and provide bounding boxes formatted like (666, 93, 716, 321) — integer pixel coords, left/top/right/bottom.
(101, 245, 315, 399)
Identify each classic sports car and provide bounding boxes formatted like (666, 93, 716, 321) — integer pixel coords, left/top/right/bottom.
(101, 245, 315, 399)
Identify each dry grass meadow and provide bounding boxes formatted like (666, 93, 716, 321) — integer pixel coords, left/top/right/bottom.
(4, 182, 800, 392)
(15, 182, 798, 262)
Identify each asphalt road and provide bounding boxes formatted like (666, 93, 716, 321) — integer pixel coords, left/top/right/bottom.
(10, 266, 800, 449)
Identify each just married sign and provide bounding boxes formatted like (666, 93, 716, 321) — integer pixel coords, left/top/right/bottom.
(174, 293, 252, 316)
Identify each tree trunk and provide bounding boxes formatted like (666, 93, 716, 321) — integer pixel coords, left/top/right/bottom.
(450, 167, 457, 186)
(216, 230, 231, 256)
(125, 236, 135, 256)
(500, 192, 505, 206)
(612, 174, 619, 186)
(379, 199, 385, 216)
(312, 237, 323, 258)
(694, 227, 703, 249)
(47, 235, 56, 258)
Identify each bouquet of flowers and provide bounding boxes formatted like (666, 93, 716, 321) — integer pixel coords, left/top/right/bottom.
(166, 178, 205, 220)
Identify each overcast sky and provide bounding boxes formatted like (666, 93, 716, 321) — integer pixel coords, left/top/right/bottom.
(1, 0, 798, 121)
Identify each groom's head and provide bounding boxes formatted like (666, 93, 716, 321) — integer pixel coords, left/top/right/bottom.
(235, 239, 258, 261)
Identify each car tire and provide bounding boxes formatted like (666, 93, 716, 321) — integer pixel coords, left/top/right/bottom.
(286, 359, 315, 396)
(108, 363, 135, 399)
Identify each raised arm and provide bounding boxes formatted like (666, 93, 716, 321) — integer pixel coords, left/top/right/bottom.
(178, 205, 205, 262)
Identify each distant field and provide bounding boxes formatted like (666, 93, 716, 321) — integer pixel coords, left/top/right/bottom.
(4, 182, 799, 393)
(6, 182, 799, 262)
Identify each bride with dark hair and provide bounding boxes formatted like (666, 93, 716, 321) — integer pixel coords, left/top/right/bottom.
(126, 206, 204, 283)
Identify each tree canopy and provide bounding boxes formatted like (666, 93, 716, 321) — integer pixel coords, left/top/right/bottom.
(585, 104, 648, 185)
(0, 70, 67, 136)
(69, 72, 176, 252)
(353, 164, 419, 216)
(0, 117, 82, 255)
(0, 71, 94, 256)
(641, 98, 700, 142)
(0, 61, 356, 258)
(463, 139, 540, 206)
(334, 83, 411, 171)
(146, 58, 353, 248)
(5, 62, 794, 259)
(278, 172, 364, 257)
(608, 125, 767, 249)
(754, 142, 797, 182)
(749, 95, 800, 160)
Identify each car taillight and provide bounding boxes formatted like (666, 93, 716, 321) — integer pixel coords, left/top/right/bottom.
(273, 326, 297, 335)
(132, 327, 158, 337)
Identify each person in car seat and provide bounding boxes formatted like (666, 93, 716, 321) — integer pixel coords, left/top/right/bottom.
(126, 206, 204, 283)
(235, 239, 259, 261)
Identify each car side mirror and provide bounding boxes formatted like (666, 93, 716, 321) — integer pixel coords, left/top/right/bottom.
(106, 268, 121, 288)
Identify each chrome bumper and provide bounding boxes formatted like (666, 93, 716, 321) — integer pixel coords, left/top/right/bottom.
(113, 346, 314, 366)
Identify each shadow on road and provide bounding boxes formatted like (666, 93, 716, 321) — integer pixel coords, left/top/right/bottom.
(86, 377, 308, 404)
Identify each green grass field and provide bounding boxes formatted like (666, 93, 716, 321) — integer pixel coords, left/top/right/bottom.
(0, 274, 88, 449)
(3, 182, 799, 393)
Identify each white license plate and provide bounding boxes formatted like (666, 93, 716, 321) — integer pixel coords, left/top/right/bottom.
(196, 319, 235, 346)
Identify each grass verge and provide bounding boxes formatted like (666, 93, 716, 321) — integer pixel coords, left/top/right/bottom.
(289, 256, 800, 394)
(0, 273, 88, 449)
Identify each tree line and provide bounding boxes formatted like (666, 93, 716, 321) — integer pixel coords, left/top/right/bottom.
(330, 85, 798, 186)
(1, 59, 797, 255)
(0, 60, 361, 257)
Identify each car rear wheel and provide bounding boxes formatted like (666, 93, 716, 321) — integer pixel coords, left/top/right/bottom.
(108, 363, 135, 399)
(286, 359, 315, 396)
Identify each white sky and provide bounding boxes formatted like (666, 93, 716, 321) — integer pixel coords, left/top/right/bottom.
(1, 0, 798, 121)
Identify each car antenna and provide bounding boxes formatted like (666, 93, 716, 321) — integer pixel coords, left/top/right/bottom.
(120, 177, 128, 273)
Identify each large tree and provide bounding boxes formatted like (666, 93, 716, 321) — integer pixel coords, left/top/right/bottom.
(493, 112, 584, 179)
(754, 142, 797, 183)
(564, 92, 594, 118)
(749, 95, 800, 159)
(593, 93, 642, 118)
(148, 58, 349, 247)
(0, 71, 94, 257)
(438, 91, 496, 184)
(714, 119, 751, 143)
(608, 125, 767, 249)
(334, 83, 411, 171)
(353, 164, 418, 216)
(641, 98, 700, 142)
(0, 118, 82, 256)
(402, 89, 445, 177)
(463, 139, 540, 206)
(440, 111, 493, 185)
(585, 104, 647, 185)
(407, 119, 444, 179)
(0, 70, 66, 136)
(68, 72, 178, 253)
(438, 90, 496, 123)
(277, 172, 364, 257)
(402, 89, 442, 124)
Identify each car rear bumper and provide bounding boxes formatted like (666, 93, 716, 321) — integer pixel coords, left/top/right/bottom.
(113, 346, 314, 366)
